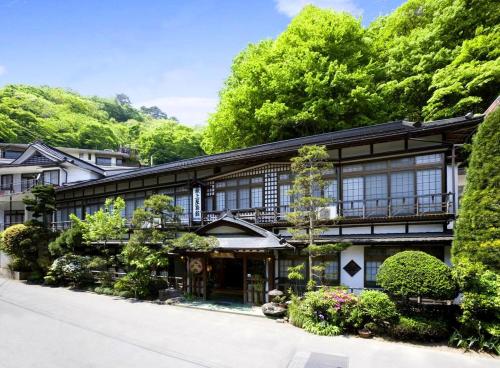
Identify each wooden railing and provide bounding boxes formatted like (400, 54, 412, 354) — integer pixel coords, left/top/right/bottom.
(202, 193, 454, 224)
(51, 193, 454, 231)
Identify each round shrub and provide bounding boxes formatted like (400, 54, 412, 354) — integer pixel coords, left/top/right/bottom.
(358, 290, 399, 328)
(389, 315, 449, 342)
(45, 254, 93, 287)
(0, 224, 36, 259)
(377, 251, 457, 300)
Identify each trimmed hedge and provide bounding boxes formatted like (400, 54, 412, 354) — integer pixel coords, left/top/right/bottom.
(377, 251, 457, 300)
(389, 315, 449, 342)
(358, 290, 399, 328)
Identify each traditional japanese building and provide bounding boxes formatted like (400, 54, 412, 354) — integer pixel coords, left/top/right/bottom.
(52, 113, 483, 303)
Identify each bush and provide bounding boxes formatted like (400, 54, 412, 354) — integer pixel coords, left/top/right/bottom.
(389, 315, 449, 342)
(287, 288, 358, 336)
(358, 290, 399, 329)
(45, 254, 93, 287)
(377, 251, 457, 300)
(48, 226, 83, 256)
(0, 224, 37, 262)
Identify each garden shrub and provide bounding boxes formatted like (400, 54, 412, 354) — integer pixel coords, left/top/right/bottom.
(0, 224, 37, 265)
(48, 226, 84, 256)
(287, 288, 358, 336)
(451, 109, 500, 353)
(377, 251, 457, 300)
(358, 290, 399, 329)
(0, 223, 53, 274)
(389, 315, 449, 342)
(45, 254, 93, 287)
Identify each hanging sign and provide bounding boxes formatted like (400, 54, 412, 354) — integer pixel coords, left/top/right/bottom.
(192, 186, 202, 222)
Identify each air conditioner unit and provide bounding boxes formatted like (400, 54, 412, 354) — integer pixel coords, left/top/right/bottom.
(317, 206, 338, 220)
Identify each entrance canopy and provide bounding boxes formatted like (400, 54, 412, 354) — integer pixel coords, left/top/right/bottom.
(195, 212, 290, 250)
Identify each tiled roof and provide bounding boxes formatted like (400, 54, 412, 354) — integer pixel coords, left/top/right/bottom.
(57, 114, 483, 191)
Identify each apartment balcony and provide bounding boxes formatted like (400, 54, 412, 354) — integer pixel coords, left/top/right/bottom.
(0, 179, 59, 201)
(201, 193, 455, 226)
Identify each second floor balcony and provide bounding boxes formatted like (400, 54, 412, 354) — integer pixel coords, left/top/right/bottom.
(201, 193, 454, 225)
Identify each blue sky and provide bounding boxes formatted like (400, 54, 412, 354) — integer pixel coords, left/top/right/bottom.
(0, 0, 404, 126)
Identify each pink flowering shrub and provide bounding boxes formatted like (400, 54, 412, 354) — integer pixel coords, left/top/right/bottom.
(289, 287, 361, 336)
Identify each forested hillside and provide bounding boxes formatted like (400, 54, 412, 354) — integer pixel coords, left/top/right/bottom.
(202, 0, 499, 153)
(0, 85, 204, 165)
(1, 0, 498, 158)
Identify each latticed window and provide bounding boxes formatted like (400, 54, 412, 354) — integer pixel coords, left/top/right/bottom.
(390, 171, 414, 215)
(417, 169, 442, 212)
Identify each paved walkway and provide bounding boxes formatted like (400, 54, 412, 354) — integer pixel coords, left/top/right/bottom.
(0, 278, 497, 368)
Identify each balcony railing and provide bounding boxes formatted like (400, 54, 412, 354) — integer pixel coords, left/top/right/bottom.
(0, 179, 59, 197)
(202, 193, 454, 224)
(51, 193, 454, 231)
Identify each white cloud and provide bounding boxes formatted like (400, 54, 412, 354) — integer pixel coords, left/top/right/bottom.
(275, 0, 363, 17)
(0, 65, 6, 76)
(137, 96, 218, 127)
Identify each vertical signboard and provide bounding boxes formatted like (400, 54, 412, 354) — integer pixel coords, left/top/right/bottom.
(192, 186, 202, 222)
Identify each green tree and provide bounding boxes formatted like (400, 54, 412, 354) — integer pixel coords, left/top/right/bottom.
(287, 145, 346, 284)
(136, 120, 204, 165)
(369, 0, 499, 121)
(115, 194, 182, 298)
(202, 6, 386, 153)
(23, 185, 56, 227)
(452, 109, 500, 340)
(72, 197, 127, 250)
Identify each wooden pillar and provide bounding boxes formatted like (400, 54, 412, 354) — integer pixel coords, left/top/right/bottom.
(243, 254, 248, 304)
(268, 255, 275, 291)
(202, 255, 207, 301)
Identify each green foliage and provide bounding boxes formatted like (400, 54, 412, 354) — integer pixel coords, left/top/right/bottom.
(202, 2, 499, 153)
(0, 85, 204, 163)
(358, 290, 399, 329)
(452, 109, 500, 347)
(202, 6, 384, 153)
(172, 233, 219, 251)
(48, 226, 84, 256)
(449, 325, 500, 355)
(23, 185, 56, 227)
(0, 223, 52, 273)
(377, 251, 457, 300)
(287, 288, 358, 336)
(130, 194, 183, 245)
(45, 254, 93, 287)
(453, 109, 500, 271)
(389, 315, 449, 342)
(116, 194, 182, 299)
(136, 120, 204, 165)
(74, 197, 127, 247)
(287, 145, 337, 281)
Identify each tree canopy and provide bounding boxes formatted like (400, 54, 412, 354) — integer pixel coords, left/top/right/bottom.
(0, 85, 204, 165)
(202, 1, 499, 153)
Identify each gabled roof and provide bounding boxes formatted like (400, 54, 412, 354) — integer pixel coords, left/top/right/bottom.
(56, 114, 484, 191)
(11, 141, 106, 175)
(196, 212, 289, 249)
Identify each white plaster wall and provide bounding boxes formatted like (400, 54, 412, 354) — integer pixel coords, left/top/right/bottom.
(373, 225, 405, 234)
(340, 245, 365, 290)
(342, 226, 371, 235)
(64, 166, 101, 183)
(0, 251, 11, 269)
(408, 223, 443, 233)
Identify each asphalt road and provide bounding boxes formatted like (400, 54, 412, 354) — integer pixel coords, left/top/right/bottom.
(0, 278, 497, 368)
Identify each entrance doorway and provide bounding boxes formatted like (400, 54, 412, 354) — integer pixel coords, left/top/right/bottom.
(208, 258, 243, 303)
